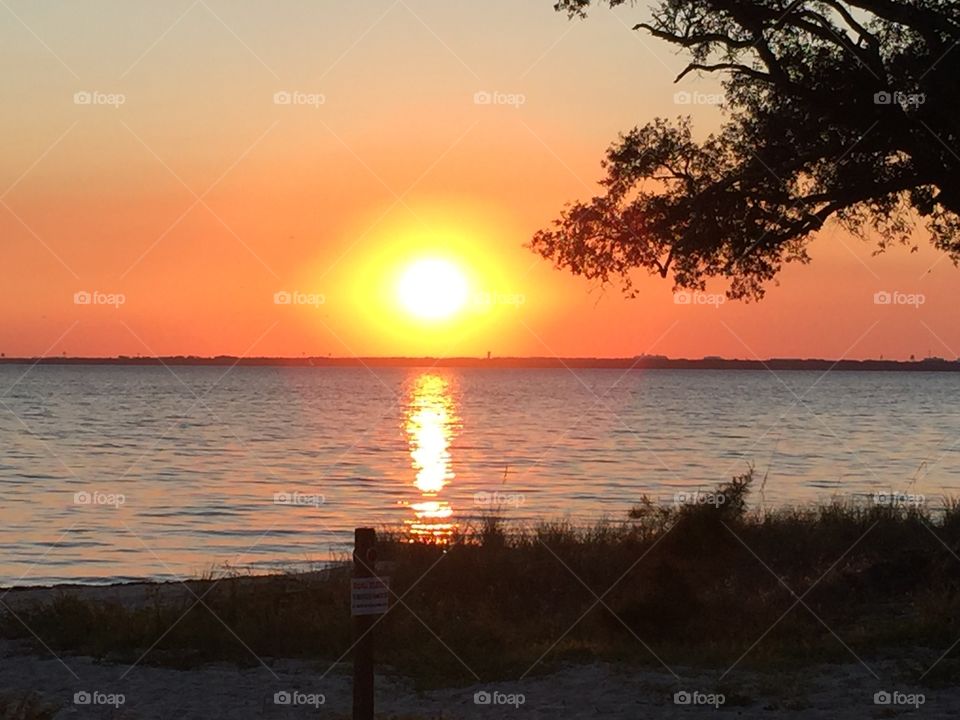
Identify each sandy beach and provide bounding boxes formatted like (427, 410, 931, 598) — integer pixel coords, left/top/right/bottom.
(0, 578, 948, 719)
(0, 640, 948, 719)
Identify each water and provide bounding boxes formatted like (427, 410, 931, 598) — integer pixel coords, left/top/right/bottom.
(1, 365, 958, 585)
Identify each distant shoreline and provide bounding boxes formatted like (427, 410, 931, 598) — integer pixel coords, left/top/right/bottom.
(1, 355, 959, 371)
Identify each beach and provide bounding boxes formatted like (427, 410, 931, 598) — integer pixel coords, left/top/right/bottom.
(2, 479, 956, 719)
(0, 577, 948, 719)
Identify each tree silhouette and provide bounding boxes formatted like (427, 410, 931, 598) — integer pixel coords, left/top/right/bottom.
(533, 0, 960, 299)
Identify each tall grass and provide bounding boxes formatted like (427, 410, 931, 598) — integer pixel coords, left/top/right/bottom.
(5, 470, 960, 686)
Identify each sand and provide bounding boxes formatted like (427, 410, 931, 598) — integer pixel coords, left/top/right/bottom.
(0, 642, 951, 718)
(0, 580, 952, 718)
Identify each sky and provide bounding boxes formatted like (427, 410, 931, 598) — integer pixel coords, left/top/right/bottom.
(1, 0, 957, 361)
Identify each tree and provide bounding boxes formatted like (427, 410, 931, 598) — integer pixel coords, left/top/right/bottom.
(532, 0, 960, 299)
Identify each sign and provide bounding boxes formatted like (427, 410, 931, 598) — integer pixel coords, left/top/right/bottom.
(351, 576, 390, 616)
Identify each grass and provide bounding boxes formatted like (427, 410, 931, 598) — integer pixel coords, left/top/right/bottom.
(0, 690, 59, 720)
(4, 470, 960, 688)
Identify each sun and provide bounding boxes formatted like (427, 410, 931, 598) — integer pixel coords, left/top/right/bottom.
(397, 258, 469, 321)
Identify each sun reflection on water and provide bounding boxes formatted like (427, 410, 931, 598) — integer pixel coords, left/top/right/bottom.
(404, 373, 459, 542)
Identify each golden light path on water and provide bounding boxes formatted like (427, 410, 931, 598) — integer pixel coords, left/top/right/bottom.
(404, 373, 459, 542)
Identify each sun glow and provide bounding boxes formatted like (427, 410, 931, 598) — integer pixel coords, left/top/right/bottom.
(330, 202, 535, 354)
(397, 258, 469, 321)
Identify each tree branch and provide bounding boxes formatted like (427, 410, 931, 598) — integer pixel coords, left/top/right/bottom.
(676, 62, 772, 83)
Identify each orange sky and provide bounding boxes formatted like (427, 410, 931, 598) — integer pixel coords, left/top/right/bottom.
(2, 0, 958, 361)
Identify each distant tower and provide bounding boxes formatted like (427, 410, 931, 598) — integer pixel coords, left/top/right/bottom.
(486, 351, 491, 360)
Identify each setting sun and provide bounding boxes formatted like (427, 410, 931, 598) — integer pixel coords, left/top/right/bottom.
(4, 1, 960, 715)
(397, 258, 469, 321)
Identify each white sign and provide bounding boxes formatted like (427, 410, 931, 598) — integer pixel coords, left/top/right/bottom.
(351, 576, 390, 616)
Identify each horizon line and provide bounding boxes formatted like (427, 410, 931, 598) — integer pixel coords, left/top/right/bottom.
(1, 354, 958, 369)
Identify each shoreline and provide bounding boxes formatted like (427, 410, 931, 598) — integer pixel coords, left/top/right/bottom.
(0, 488, 948, 591)
(2, 485, 958, 718)
(0, 567, 346, 609)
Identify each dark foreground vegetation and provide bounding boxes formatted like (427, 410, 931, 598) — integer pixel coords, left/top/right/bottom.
(4, 472, 960, 688)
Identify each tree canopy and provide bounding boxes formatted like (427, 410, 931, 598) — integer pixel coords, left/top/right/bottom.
(533, 0, 960, 299)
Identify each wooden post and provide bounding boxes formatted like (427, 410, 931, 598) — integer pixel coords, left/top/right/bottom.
(353, 527, 376, 720)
